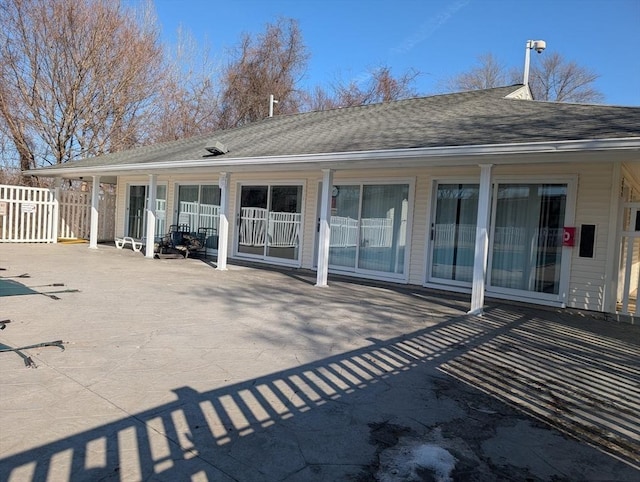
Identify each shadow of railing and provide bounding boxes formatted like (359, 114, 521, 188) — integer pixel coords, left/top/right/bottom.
(1, 306, 638, 480)
(440, 311, 640, 469)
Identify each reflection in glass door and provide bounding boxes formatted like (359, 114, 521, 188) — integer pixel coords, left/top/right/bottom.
(266, 186, 302, 260)
(430, 184, 479, 283)
(238, 186, 268, 256)
(127, 186, 146, 239)
(126, 185, 167, 239)
(327, 183, 409, 276)
(238, 185, 302, 262)
(358, 184, 409, 273)
(177, 184, 221, 249)
(489, 183, 566, 295)
(328, 185, 360, 268)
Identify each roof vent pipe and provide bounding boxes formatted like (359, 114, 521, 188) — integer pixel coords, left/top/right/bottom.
(269, 94, 279, 118)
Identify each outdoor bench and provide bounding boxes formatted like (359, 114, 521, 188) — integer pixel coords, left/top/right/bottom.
(114, 236, 144, 253)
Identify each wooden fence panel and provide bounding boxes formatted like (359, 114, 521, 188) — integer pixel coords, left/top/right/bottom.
(58, 191, 90, 239)
(58, 190, 116, 241)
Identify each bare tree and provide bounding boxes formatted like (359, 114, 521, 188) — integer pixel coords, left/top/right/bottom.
(303, 66, 420, 111)
(0, 0, 164, 173)
(0, 123, 24, 184)
(336, 66, 419, 106)
(303, 86, 341, 112)
(529, 52, 604, 103)
(443, 51, 604, 103)
(151, 27, 221, 142)
(442, 53, 508, 92)
(217, 18, 309, 128)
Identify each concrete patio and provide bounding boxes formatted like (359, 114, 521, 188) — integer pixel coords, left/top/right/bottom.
(0, 243, 638, 481)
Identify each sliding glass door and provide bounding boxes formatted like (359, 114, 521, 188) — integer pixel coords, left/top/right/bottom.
(427, 180, 569, 303)
(489, 183, 567, 295)
(126, 184, 166, 239)
(328, 185, 360, 269)
(176, 184, 221, 249)
(237, 184, 303, 263)
(127, 186, 147, 239)
(328, 182, 409, 277)
(430, 183, 479, 284)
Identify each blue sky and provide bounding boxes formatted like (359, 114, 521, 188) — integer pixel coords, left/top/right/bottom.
(149, 0, 640, 106)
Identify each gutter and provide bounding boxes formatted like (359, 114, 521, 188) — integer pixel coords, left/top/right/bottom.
(24, 137, 640, 177)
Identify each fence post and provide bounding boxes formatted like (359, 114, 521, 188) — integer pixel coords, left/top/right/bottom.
(52, 179, 61, 243)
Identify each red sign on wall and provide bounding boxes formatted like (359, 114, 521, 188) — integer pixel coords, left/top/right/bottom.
(563, 227, 576, 247)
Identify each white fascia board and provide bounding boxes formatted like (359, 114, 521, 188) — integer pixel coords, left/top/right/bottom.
(25, 137, 640, 177)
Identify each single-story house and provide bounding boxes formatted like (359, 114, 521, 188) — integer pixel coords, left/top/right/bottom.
(26, 85, 640, 316)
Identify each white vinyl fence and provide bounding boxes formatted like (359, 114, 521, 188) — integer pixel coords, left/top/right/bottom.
(0, 185, 56, 242)
(238, 208, 301, 248)
(330, 216, 358, 247)
(178, 201, 220, 232)
(329, 215, 405, 249)
(0, 184, 116, 243)
(268, 212, 301, 247)
(239, 207, 268, 247)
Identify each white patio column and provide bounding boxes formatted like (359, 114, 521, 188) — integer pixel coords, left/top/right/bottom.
(88, 175, 101, 249)
(217, 172, 230, 270)
(145, 174, 157, 259)
(468, 164, 493, 315)
(316, 169, 334, 287)
(52, 178, 61, 244)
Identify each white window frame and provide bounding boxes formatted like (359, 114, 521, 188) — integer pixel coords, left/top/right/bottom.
(485, 175, 577, 306)
(173, 182, 221, 228)
(423, 175, 577, 307)
(317, 177, 415, 283)
(234, 180, 307, 268)
(424, 177, 481, 290)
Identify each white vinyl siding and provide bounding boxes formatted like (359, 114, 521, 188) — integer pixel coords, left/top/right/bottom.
(302, 180, 319, 269)
(569, 164, 614, 311)
(408, 175, 430, 285)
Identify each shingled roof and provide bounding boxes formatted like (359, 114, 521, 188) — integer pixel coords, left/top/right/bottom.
(30, 85, 640, 174)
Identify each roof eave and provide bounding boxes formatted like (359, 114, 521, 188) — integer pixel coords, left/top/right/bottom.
(24, 137, 640, 178)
